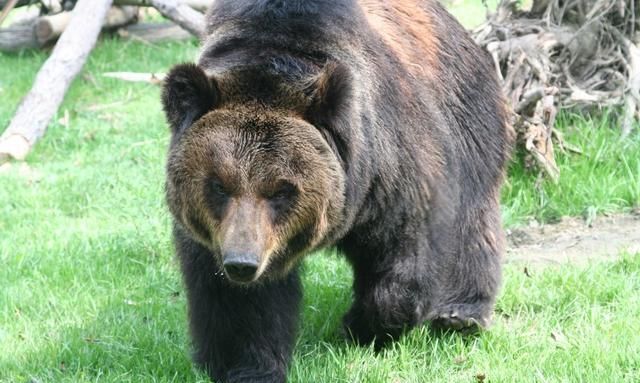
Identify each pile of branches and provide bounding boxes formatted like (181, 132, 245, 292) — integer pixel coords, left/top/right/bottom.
(473, 0, 640, 180)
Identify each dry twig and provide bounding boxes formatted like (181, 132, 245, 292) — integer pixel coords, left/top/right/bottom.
(474, 0, 640, 179)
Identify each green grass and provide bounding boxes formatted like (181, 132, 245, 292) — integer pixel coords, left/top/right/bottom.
(447, 0, 499, 28)
(1, 21, 639, 383)
(502, 112, 640, 226)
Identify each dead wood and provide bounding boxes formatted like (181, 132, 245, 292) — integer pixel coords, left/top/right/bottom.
(0, 15, 37, 51)
(114, 0, 211, 12)
(0, 0, 113, 163)
(147, 0, 204, 36)
(118, 21, 191, 43)
(35, 6, 137, 44)
(474, 0, 640, 179)
(103, 71, 165, 84)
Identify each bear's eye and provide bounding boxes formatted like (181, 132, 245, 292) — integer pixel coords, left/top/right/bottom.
(265, 181, 298, 219)
(266, 181, 298, 201)
(210, 179, 229, 198)
(205, 178, 231, 219)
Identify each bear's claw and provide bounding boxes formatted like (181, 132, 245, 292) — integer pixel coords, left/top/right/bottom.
(429, 303, 492, 332)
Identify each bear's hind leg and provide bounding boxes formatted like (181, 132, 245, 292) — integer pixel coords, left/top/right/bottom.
(428, 203, 503, 332)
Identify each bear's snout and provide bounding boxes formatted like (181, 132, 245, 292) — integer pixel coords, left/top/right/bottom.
(222, 252, 260, 283)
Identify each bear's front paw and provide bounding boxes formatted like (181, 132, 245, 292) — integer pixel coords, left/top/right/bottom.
(429, 303, 492, 333)
(342, 304, 408, 348)
(342, 305, 377, 345)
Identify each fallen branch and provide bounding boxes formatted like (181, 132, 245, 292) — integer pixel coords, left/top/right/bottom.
(622, 38, 640, 138)
(148, 0, 204, 36)
(103, 71, 165, 84)
(114, 0, 211, 12)
(0, 0, 113, 163)
(118, 22, 191, 43)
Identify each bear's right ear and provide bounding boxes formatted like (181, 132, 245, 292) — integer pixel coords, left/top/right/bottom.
(162, 63, 220, 134)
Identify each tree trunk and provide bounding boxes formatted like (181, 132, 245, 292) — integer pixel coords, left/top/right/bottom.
(0, 0, 113, 163)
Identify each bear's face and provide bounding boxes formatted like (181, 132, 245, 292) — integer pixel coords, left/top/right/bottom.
(163, 64, 347, 284)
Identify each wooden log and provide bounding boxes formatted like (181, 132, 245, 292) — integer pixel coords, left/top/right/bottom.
(118, 21, 191, 43)
(35, 6, 138, 44)
(0, 0, 113, 163)
(104, 5, 138, 28)
(114, 0, 212, 12)
(34, 11, 71, 44)
(0, 17, 38, 51)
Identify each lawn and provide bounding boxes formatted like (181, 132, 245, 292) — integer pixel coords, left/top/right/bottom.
(1, 9, 640, 383)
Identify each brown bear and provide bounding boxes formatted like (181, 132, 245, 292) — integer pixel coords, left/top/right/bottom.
(161, 0, 513, 382)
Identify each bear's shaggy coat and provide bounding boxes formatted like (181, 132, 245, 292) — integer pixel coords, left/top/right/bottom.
(162, 1, 513, 382)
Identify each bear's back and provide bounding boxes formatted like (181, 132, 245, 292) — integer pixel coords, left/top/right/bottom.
(199, 0, 511, 200)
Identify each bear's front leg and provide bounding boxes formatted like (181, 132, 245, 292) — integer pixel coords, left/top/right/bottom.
(175, 227, 302, 383)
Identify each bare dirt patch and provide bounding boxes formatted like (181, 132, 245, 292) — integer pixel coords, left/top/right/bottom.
(506, 212, 640, 266)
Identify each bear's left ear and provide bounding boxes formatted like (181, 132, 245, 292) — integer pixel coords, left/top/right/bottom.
(305, 62, 353, 166)
(162, 63, 220, 134)
(305, 61, 352, 126)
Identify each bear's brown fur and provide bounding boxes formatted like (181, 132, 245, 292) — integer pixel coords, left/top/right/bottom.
(162, 1, 513, 382)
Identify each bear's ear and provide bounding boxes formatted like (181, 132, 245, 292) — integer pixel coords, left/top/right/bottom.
(162, 63, 220, 134)
(305, 61, 352, 125)
(305, 62, 353, 167)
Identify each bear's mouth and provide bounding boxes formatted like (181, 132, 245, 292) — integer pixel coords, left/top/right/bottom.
(224, 270, 257, 283)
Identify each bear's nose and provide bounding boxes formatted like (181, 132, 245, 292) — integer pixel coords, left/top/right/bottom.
(223, 256, 259, 282)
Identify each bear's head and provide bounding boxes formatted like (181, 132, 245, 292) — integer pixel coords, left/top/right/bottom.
(162, 63, 350, 284)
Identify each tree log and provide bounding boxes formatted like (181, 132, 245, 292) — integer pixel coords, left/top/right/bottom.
(118, 21, 191, 43)
(0, 0, 113, 163)
(0, 17, 38, 51)
(35, 6, 138, 44)
(34, 11, 71, 44)
(114, 0, 212, 12)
